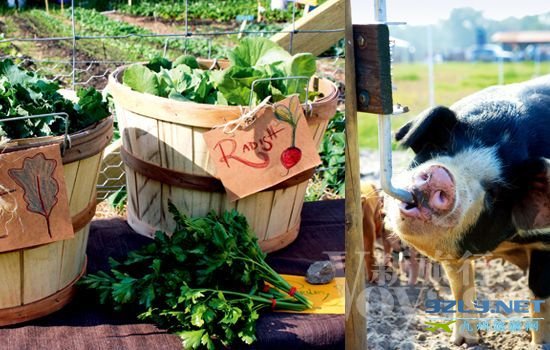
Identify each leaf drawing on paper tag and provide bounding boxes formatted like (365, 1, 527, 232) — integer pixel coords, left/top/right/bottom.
(274, 95, 302, 170)
(8, 153, 60, 238)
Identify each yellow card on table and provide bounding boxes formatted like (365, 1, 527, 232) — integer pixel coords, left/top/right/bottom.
(275, 274, 344, 315)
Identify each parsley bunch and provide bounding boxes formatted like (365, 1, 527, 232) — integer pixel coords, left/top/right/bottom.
(82, 204, 312, 349)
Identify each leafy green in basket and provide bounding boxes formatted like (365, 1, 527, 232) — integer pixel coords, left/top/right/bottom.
(173, 55, 200, 69)
(122, 37, 318, 107)
(0, 59, 109, 140)
(82, 204, 312, 350)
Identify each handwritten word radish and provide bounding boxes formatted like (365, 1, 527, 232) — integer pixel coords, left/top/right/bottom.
(214, 125, 285, 169)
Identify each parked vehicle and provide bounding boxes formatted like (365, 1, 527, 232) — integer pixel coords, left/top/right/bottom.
(465, 44, 515, 62)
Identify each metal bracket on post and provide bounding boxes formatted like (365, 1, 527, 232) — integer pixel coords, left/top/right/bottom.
(353, 23, 413, 204)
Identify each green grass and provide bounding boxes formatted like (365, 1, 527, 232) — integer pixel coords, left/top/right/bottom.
(358, 61, 550, 149)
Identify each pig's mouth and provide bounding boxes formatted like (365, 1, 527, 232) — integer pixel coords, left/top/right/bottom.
(403, 191, 419, 211)
(397, 165, 456, 222)
(398, 193, 432, 221)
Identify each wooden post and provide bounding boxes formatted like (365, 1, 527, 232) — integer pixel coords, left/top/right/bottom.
(44, 0, 49, 13)
(257, 0, 262, 22)
(353, 24, 393, 114)
(270, 0, 344, 56)
(344, 0, 367, 349)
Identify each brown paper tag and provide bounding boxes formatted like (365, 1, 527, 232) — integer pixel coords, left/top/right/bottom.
(0, 144, 74, 252)
(204, 95, 321, 201)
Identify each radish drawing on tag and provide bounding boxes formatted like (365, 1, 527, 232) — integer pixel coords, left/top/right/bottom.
(281, 147, 302, 169)
(274, 95, 302, 170)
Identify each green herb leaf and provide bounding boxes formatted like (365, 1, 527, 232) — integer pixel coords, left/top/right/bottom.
(228, 37, 283, 67)
(83, 205, 313, 350)
(178, 329, 205, 349)
(123, 64, 161, 95)
(285, 53, 317, 96)
(174, 55, 200, 69)
(216, 66, 267, 106)
(0, 59, 108, 139)
(75, 87, 110, 129)
(146, 56, 173, 72)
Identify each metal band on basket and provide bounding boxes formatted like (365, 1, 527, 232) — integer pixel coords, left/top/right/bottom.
(71, 200, 98, 232)
(120, 146, 316, 193)
(0, 117, 113, 165)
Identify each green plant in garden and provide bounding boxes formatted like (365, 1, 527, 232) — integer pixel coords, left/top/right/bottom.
(319, 110, 345, 194)
(117, 0, 302, 23)
(122, 37, 317, 106)
(306, 110, 345, 201)
(0, 59, 109, 140)
(82, 205, 312, 350)
(67, 8, 225, 60)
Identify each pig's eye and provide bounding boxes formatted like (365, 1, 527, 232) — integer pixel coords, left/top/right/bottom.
(420, 173, 430, 181)
(484, 187, 499, 203)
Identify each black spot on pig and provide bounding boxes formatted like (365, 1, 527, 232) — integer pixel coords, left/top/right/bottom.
(529, 250, 550, 298)
(396, 106, 458, 164)
(457, 202, 517, 256)
(458, 157, 550, 255)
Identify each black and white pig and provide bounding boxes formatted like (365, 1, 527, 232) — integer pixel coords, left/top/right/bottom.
(384, 75, 550, 346)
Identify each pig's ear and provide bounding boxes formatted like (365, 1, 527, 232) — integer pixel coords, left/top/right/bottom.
(512, 158, 550, 231)
(395, 106, 458, 153)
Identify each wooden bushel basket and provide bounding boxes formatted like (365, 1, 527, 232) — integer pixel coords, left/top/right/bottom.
(0, 117, 113, 326)
(108, 63, 338, 253)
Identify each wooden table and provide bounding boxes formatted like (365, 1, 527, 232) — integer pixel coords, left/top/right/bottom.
(0, 200, 345, 350)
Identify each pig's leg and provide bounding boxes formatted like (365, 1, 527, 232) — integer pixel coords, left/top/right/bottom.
(381, 229, 394, 268)
(407, 248, 419, 285)
(441, 259, 479, 345)
(530, 296, 550, 344)
(528, 250, 550, 344)
(362, 198, 377, 282)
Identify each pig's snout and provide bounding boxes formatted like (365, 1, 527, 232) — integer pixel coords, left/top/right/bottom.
(414, 166, 455, 211)
(400, 165, 456, 219)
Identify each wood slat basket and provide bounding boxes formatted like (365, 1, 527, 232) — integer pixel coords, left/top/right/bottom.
(0, 116, 113, 325)
(108, 63, 338, 253)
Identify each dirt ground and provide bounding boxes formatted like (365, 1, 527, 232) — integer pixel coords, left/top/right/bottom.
(361, 149, 545, 350)
(0, 15, 112, 89)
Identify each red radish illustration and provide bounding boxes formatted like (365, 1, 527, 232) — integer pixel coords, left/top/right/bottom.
(274, 95, 302, 170)
(281, 147, 302, 169)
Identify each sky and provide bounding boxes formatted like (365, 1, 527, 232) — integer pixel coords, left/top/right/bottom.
(351, 0, 550, 25)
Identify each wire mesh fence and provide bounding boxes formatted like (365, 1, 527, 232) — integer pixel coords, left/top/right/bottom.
(0, 0, 345, 202)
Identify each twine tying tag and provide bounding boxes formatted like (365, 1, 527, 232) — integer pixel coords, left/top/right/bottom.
(0, 184, 18, 238)
(214, 95, 273, 134)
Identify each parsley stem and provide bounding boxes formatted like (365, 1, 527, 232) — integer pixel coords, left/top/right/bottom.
(200, 289, 308, 311)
